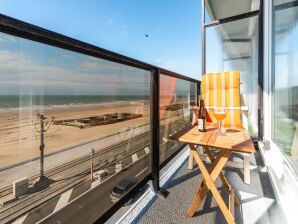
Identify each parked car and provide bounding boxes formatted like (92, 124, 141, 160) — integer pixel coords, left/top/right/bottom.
(93, 170, 108, 180)
(110, 177, 137, 203)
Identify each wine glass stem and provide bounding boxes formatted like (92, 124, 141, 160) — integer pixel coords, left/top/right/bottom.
(219, 120, 222, 133)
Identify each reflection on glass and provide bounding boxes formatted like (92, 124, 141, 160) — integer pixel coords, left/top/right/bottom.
(159, 75, 196, 164)
(205, 0, 260, 22)
(273, 1, 298, 173)
(205, 16, 259, 136)
(274, 0, 296, 5)
(0, 32, 151, 222)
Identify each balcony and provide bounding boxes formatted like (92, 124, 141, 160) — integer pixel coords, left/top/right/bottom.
(0, 0, 298, 224)
(134, 149, 286, 224)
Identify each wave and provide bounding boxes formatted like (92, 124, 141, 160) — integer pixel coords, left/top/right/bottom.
(0, 95, 150, 112)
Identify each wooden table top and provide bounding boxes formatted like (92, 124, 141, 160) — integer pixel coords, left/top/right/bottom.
(170, 124, 213, 146)
(170, 124, 255, 154)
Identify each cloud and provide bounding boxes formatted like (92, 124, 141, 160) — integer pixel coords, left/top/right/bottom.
(0, 35, 17, 44)
(80, 60, 104, 70)
(0, 50, 150, 95)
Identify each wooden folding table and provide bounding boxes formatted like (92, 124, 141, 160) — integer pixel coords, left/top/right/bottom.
(170, 125, 255, 224)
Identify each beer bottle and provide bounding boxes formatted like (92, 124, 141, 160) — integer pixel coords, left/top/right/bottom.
(198, 99, 206, 132)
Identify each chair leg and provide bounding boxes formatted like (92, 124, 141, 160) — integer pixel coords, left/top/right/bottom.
(243, 153, 250, 184)
(188, 149, 194, 170)
(202, 147, 211, 163)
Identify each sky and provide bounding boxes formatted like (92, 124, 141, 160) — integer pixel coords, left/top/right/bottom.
(0, 32, 152, 95)
(0, 0, 202, 80)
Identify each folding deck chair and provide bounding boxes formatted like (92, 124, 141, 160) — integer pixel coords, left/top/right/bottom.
(190, 71, 251, 184)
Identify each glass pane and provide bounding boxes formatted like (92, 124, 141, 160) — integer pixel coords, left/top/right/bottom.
(274, 0, 297, 6)
(273, 3, 298, 174)
(205, 16, 259, 136)
(0, 32, 151, 223)
(159, 75, 196, 164)
(205, 0, 260, 22)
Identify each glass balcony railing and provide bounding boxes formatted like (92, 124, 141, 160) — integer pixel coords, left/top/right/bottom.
(0, 14, 199, 223)
(159, 74, 197, 165)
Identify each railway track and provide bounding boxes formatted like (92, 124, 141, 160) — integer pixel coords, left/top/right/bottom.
(0, 131, 149, 198)
(0, 119, 183, 197)
(0, 120, 188, 223)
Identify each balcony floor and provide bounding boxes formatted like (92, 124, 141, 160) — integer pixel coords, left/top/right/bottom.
(136, 151, 286, 224)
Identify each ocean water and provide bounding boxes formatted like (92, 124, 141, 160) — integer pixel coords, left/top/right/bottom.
(0, 95, 150, 109)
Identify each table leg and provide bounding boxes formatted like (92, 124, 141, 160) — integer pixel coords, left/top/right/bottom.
(187, 145, 232, 216)
(203, 146, 240, 206)
(188, 148, 235, 224)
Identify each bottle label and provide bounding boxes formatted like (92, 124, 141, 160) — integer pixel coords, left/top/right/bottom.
(198, 119, 204, 130)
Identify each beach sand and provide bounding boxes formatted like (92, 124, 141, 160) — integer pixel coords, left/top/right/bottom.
(0, 101, 151, 168)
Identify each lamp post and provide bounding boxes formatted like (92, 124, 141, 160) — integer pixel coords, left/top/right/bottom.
(33, 114, 54, 187)
(90, 148, 95, 181)
(39, 114, 45, 179)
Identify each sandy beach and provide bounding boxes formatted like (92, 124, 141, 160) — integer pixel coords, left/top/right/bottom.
(0, 101, 151, 168)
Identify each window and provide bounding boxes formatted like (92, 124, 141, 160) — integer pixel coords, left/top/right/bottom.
(205, 16, 259, 136)
(272, 0, 298, 174)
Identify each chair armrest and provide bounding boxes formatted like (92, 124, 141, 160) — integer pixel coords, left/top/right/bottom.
(240, 106, 249, 112)
(204, 106, 248, 112)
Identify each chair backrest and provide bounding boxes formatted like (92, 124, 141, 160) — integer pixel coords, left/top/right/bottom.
(202, 71, 243, 129)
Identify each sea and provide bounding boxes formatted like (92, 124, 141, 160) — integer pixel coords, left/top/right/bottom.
(0, 95, 150, 110)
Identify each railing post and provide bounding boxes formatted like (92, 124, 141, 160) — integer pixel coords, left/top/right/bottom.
(150, 68, 169, 198)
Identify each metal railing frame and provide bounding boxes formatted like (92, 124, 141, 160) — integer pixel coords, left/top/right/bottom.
(0, 14, 200, 223)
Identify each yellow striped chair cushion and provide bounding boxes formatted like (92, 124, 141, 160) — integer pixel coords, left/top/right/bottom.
(202, 71, 243, 129)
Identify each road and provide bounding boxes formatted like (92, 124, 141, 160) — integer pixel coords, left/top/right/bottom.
(1, 132, 151, 223)
(37, 154, 150, 224)
(9, 138, 182, 224)
(12, 148, 150, 224)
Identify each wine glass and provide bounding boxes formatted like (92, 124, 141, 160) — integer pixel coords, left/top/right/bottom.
(212, 108, 227, 136)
